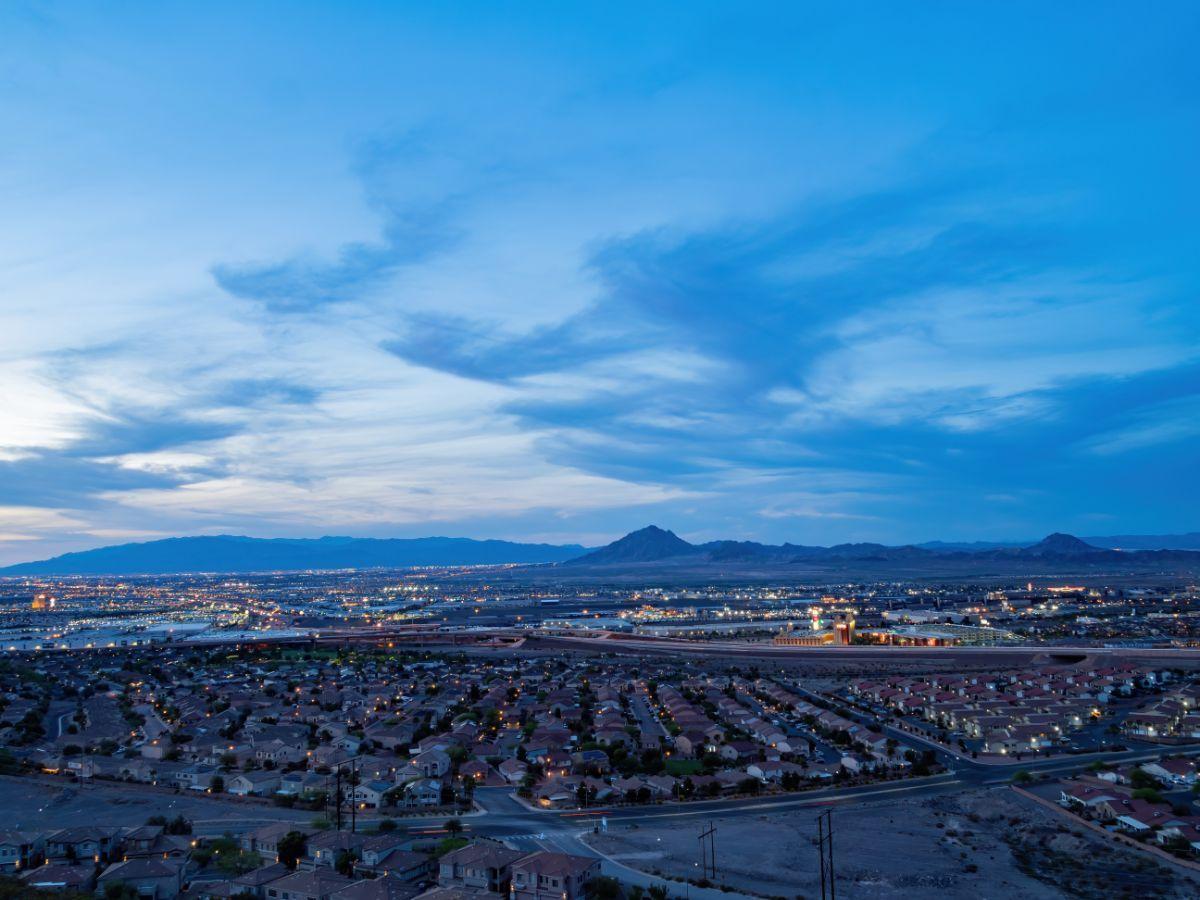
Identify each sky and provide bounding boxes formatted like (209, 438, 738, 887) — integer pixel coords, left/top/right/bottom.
(1, 2, 1198, 564)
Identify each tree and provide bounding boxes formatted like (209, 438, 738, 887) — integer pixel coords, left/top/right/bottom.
(737, 777, 761, 795)
(277, 831, 308, 870)
(586, 875, 622, 900)
(435, 837, 468, 857)
(210, 775, 225, 793)
(215, 849, 262, 876)
(1130, 767, 1161, 790)
(165, 815, 192, 835)
(1012, 770, 1033, 784)
(444, 818, 463, 835)
(1132, 787, 1165, 804)
(0, 874, 92, 898)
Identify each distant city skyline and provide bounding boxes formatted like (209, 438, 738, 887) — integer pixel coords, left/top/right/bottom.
(2, 2, 1199, 565)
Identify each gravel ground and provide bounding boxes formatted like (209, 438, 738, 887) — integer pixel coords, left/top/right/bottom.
(0, 775, 316, 834)
(586, 787, 1200, 899)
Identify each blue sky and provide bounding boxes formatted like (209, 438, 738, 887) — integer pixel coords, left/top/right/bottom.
(1, 2, 1197, 562)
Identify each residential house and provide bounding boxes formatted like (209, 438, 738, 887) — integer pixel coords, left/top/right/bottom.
(403, 778, 443, 808)
(96, 857, 185, 899)
(264, 868, 356, 900)
(229, 772, 283, 796)
(438, 842, 525, 894)
(509, 851, 599, 900)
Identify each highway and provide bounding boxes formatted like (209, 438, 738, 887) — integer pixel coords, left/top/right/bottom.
(139, 626, 1200, 671)
(525, 632, 1200, 669)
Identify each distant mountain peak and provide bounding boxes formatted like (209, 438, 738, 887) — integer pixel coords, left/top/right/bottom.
(1020, 533, 1100, 556)
(566, 525, 697, 565)
(628, 525, 685, 542)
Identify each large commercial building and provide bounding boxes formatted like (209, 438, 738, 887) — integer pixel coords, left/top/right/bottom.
(773, 609, 856, 646)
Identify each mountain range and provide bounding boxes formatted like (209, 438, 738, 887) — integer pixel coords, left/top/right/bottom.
(917, 532, 1200, 552)
(2, 526, 1199, 576)
(559, 526, 1200, 577)
(567, 526, 1126, 565)
(0, 534, 586, 576)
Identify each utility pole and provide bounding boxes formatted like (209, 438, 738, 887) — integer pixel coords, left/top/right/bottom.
(350, 760, 358, 833)
(816, 809, 835, 900)
(698, 822, 717, 880)
(333, 767, 343, 831)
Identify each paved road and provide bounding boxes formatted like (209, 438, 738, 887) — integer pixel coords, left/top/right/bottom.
(466, 775, 967, 838)
(43, 700, 74, 742)
(629, 693, 668, 743)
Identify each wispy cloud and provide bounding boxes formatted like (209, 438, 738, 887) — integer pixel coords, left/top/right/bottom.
(1081, 395, 1200, 455)
(211, 130, 479, 313)
(383, 175, 1196, 500)
(0, 2, 1198, 560)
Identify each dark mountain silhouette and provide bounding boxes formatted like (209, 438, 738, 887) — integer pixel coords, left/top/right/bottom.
(917, 540, 1021, 551)
(561, 528, 1200, 575)
(699, 540, 779, 562)
(565, 525, 697, 565)
(0, 534, 587, 576)
(1016, 533, 1101, 557)
(919, 533, 1200, 552)
(6, 526, 1200, 577)
(794, 542, 934, 561)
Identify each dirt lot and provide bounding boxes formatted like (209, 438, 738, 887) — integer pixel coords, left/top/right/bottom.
(586, 788, 1200, 899)
(0, 775, 316, 834)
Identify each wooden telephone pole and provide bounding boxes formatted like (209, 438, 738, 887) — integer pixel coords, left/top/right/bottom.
(817, 809, 836, 900)
(698, 822, 717, 880)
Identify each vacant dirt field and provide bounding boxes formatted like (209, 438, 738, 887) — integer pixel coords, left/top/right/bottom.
(585, 787, 1200, 899)
(0, 775, 316, 834)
